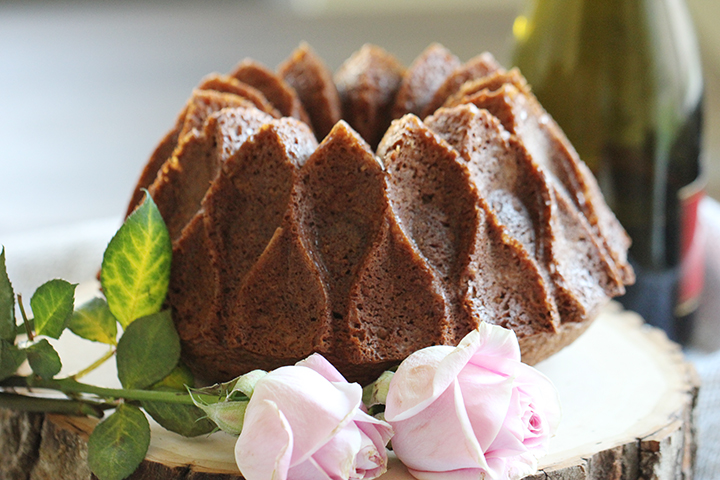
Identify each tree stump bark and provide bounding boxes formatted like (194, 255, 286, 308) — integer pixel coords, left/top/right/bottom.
(0, 304, 699, 480)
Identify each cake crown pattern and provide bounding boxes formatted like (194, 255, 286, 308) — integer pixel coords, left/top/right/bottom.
(125, 43, 634, 384)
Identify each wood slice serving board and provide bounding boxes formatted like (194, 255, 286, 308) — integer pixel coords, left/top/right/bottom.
(0, 295, 699, 480)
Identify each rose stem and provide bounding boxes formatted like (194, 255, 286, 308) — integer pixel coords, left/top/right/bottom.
(0, 391, 108, 417)
(1, 376, 222, 406)
(16, 294, 34, 341)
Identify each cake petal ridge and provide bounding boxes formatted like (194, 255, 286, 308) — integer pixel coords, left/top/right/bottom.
(391, 42, 461, 120)
(334, 44, 406, 149)
(230, 58, 311, 126)
(421, 51, 502, 119)
(446, 75, 633, 284)
(278, 42, 342, 141)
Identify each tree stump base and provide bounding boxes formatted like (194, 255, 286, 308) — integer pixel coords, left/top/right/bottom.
(0, 303, 699, 480)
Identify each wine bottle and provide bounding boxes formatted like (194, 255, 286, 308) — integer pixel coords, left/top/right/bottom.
(512, 0, 705, 344)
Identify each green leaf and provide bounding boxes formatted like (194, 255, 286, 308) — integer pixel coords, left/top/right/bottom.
(88, 403, 150, 480)
(101, 193, 171, 328)
(0, 340, 26, 381)
(30, 279, 76, 339)
(25, 339, 62, 380)
(142, 388, 216, 437)
(69, 297, 118, 345)
(116, 310, 179, 389)
(152, 363, 195, 391)
(0, 248, 15, 343)
(141, 364, 215, 437)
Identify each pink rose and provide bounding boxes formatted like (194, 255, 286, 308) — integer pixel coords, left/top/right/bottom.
(235, 354, 393, 480)
(385, 323, 561, 480)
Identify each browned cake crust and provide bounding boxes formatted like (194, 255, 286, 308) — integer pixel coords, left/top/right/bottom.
(334, 44, 405, 149)
(125, 44, 635, 384)
(125, 83, 280, 217)
(426, 105, 624, 327)
(391, 42, 461, 120)
(379, 114, 560, 340)
(196, 73, 282, 119)
(295, 121, 451, 381)
(278, 42, 342, 140)
(229, 59, 311, 126)
(420, 52, 502, 118)
(170, 116, 318, 379)
(149, 105, 274, 240)
(126, 110, 186, 218)
(444, 73, 634, 284)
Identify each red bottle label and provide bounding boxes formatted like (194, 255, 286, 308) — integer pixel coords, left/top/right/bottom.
(676, 178, 706, 316)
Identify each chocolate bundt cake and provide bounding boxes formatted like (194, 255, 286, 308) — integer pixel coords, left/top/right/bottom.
(126, 43, 634, 385)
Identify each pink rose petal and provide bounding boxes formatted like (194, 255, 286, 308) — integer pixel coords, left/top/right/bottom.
(235, 354, 392, 480)
(470, 321, 521, 361)
(385, 346, 453, 422)
(312, 422, 363, 479)
(387, 322, 561, 480)
(457, 365, 515, 451)
(514, 364, 562, 435)
(251, 366, 362, 465)
(287, 458, 333, 480)
(355, 411, 394, 451)
(486, 389, 531, 458)
(406, 467, 491, 480)
(235, 399, 293, 480)
(296, 353, 348, 383)
(391, 380, 489, 473)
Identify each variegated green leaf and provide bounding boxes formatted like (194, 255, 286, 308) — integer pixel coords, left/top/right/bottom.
(101, 193, 171, 328)
(69, 297, 118, 345)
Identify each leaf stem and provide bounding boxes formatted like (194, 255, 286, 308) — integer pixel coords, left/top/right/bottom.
(72, 348, 116, 381)
(16, 294, 34, 341)
(0, 391, 110, 418)
(2, 376, 218, 406)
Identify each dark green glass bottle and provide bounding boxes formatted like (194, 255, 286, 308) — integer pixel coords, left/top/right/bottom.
(512, 0, 705, 343)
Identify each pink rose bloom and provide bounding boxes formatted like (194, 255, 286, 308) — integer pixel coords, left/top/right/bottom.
(235, 354, 393, 480)
(385, 322, 561, 480)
